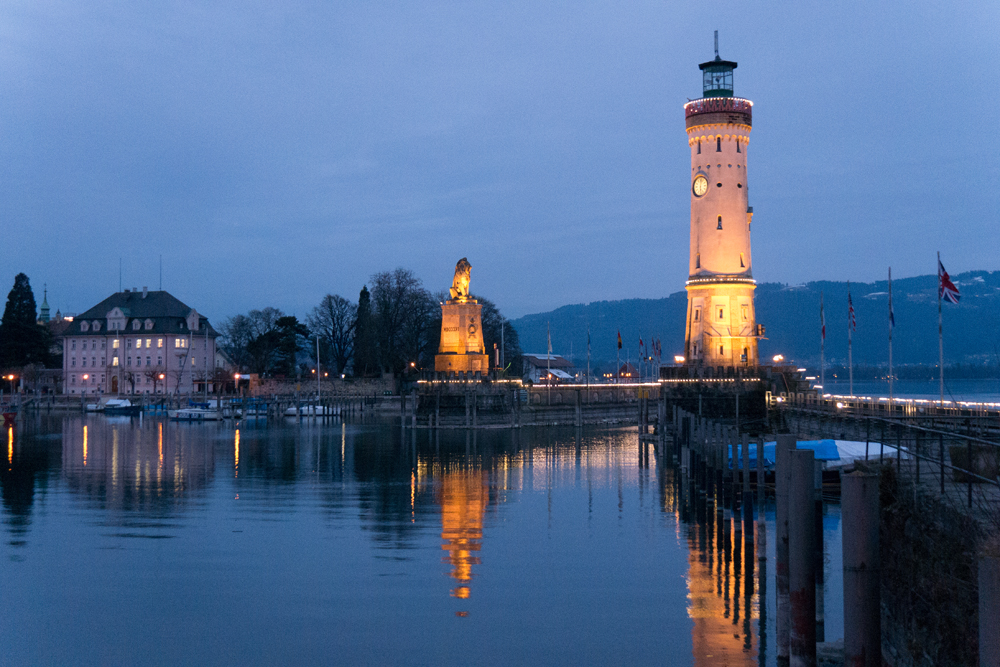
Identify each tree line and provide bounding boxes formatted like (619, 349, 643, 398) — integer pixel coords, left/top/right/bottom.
(218, 268, 522, 378)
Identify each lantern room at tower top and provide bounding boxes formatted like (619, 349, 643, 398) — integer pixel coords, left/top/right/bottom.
(698, 31, 736, 98)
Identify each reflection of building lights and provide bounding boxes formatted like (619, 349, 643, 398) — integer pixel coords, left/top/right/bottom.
(234, 429, 240, 477)
(82, 425, 88, 466)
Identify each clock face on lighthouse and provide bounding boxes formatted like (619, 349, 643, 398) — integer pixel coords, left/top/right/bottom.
(692, 175, 708, 197)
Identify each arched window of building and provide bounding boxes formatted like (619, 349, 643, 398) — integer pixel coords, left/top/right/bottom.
(716, 137, 722, 152)
(736, 140, 741, 154)
(717, 216, 723, 230)
(697, 141, 701, 155)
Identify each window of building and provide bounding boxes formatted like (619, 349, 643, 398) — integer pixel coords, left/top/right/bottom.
(71, 357, 76, 367)
(101, 341, 106, 350)
(157, 356, 162, 366)
(695, 253, 700, 269)
(146, 356, 151, 366)
(81, 321, 89, 332)
(736, 141, 741, 154)
(697, 141, 701, 155)
(717, 216, 723, 230)
(127, 356, 132, 366)
(191, 357, 196, 366)
(101, 357, 105, 366)
(157, 338, 163, 348)
(178, 358, 183, 368)
(71, 375, 76, 385)
(718, 308, 725, 320)
(113, 339, 119, 349)
(741, 305, 748, 321)
(145, 320, 153, 330)
(740, 253, 745, 268)
(127, 339, 132, 350)
(92, 357, 96, 366)
(113, 357, 119, 367)
(737, 183, 742, 188)
(146, 338, 152, 349)
(694, 309, 700, 322)
(132, 320, 140, 330)
(81, 358, 87, 367)
(71, 341, 76, 350)
(93, 321, 100, 331)
(719, 345, 724, 356)
(716, 137, 721, 152)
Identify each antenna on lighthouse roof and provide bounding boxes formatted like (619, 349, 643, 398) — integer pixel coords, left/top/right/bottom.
(714, 30, 719, 59)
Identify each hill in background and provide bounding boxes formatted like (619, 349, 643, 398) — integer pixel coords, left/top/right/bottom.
(510, 270, 1000, 372)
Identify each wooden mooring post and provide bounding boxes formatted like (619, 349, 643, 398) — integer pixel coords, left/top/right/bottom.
(842, 471, 880, 667)
(776, 433, 796, 663)
(789, 447, 817, 667)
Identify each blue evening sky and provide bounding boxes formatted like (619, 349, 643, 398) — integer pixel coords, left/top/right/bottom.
(2, 0, 997, 320)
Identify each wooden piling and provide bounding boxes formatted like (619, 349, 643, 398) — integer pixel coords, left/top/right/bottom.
(842, 471, 881, 667)
(789, 447, 817, 667)
(776, 433, 796, 663)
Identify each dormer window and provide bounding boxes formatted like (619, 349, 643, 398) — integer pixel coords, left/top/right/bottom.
(80, 321, 89, 332)
(132, 320, 141, 331)
(144, 319, 154, 330)
(92, 321, 101, 332)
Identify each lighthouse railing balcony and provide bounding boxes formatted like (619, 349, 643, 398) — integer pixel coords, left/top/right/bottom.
(684, 96, 753, 119)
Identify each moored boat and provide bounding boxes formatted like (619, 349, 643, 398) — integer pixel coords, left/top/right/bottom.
(283, 404, 340, 417)
(169, 406, 223, 421)
(104, 398, 142, 416)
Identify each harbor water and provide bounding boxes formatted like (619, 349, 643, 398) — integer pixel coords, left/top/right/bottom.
(0, 415, 843, 665)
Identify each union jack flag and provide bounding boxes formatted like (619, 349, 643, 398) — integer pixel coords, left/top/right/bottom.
(848, 293, 857, 332)
(938, 258, 960, 304)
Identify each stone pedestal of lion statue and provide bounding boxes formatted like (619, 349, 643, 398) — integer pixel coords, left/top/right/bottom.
(435, 258, 490, 375)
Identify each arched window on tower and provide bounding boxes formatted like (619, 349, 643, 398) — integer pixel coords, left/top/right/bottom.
(697, 141, 701, 155)
(695, 253, 700, 269)
(736, 140, 741, 154)
(740, 252, 745, 268)
(716, 137, 722, 152)
(717, 216, 723, 230)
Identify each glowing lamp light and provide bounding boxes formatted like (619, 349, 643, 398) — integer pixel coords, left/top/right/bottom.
(82, 374, 89, 380)
(158, 373, 165, 380)
(772, 355, 785, 363)
(674, 355, 685, 364)
(234, 373, 241, 380)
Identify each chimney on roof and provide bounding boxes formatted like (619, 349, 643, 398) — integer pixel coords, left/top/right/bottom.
(142, 286, 148, 298)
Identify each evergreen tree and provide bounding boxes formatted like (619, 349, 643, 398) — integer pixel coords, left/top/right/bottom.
(0, 273, 50, 370)
(353, 286, 377, 377)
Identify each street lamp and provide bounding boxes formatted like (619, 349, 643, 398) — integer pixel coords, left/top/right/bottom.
(772, 354, 785, 364)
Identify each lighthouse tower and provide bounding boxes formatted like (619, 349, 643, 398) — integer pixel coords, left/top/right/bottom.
(683, 35, 759, 367)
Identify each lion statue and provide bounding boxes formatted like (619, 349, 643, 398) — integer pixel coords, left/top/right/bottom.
(449, 257, 472, 301)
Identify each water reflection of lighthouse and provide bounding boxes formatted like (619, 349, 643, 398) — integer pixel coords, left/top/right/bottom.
(438, 469, 489, 602)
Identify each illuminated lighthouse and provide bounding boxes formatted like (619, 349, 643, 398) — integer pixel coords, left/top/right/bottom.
(683, 34, 759, 367)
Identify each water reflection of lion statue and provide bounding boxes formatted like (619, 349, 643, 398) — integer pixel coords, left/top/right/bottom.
(450, 257, 472, 301)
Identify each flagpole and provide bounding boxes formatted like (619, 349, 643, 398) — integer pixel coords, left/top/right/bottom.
(547, 321, 551, 406)
(848, 282, 853, 397)
(938, 252, 944, 407)
(820, 291, 825, 393)
(888, 267, 894, 407)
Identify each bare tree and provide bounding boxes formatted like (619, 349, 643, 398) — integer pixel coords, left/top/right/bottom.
(307, 294, 356, 375)
(217, 307, 286, 375)
(143, 368, 165, 394)
(370, 269, 434, 374)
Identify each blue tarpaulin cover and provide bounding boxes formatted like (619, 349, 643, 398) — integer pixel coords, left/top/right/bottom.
(727, 439, 898, 469)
